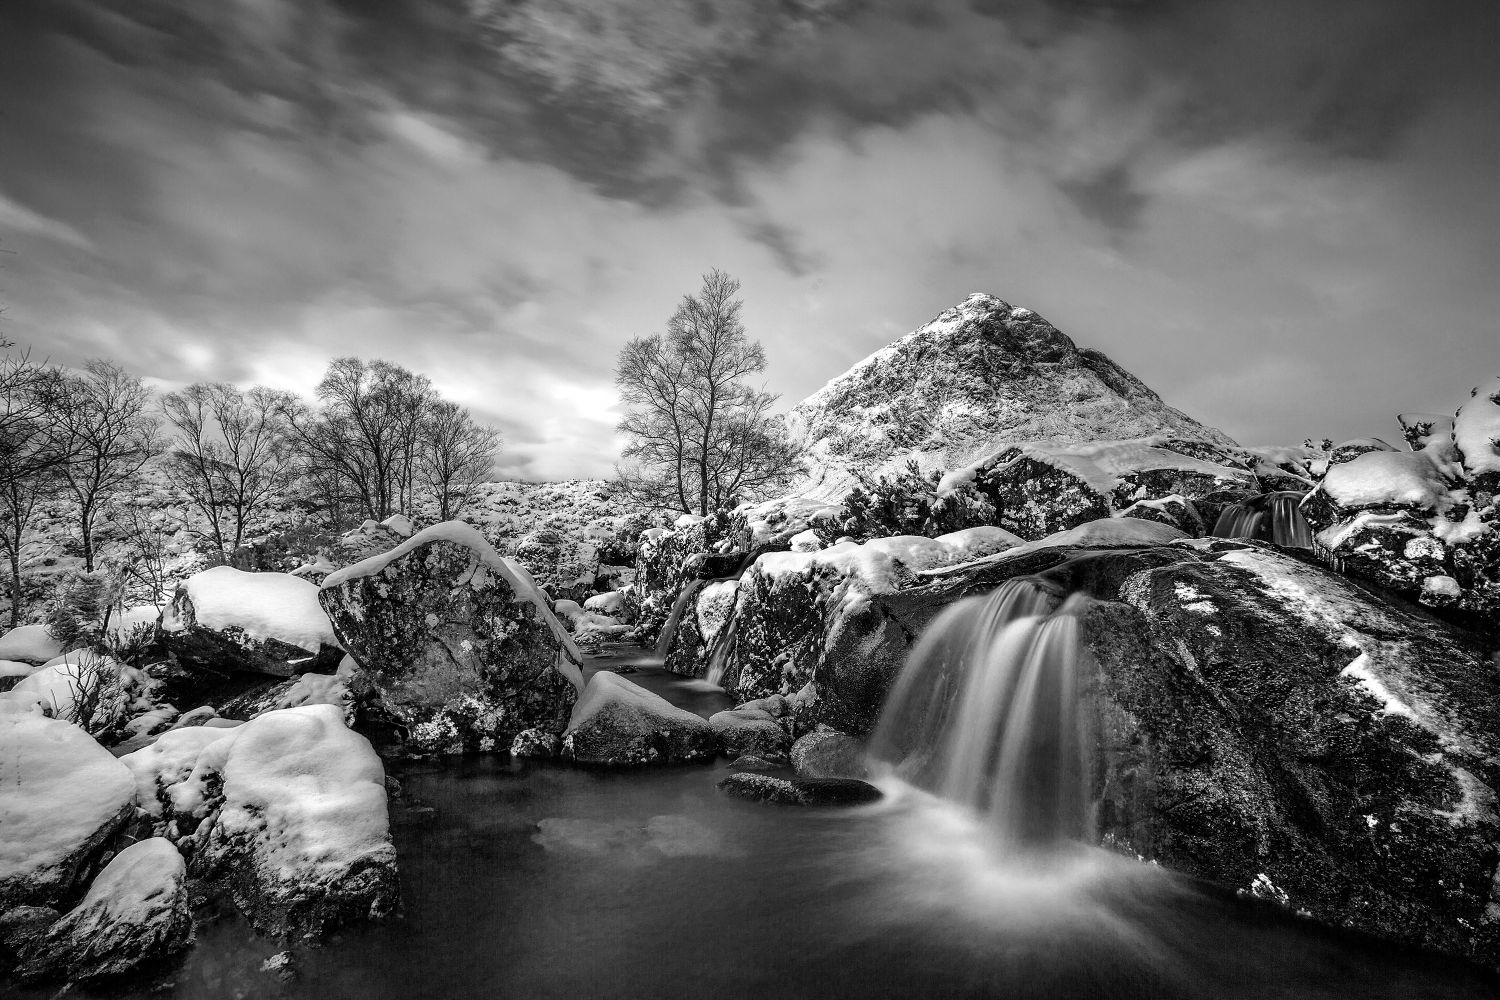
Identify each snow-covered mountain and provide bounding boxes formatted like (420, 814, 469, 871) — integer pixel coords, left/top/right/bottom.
(786, 293, 1236, 499)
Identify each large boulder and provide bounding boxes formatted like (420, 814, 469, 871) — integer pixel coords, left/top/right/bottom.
(14, 837, 192, 984)
(560, 671, 718, 765)
(0, 706, 137, 910)
(121, 704, 398, 939)
(157, 567, 344, 706)
(319, 522, 584, 755)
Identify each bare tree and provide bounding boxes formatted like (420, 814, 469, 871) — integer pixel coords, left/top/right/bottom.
(55, 359, 159, 571)
(615, 269, 801, 515)
(419, 400, 500, 521)
(283, 358, 435, 521)
(160, 383, 295, 553)
(0, 346, 77, 627)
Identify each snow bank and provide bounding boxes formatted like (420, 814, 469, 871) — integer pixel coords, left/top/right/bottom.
(0, 624, 63, 665)
(1454, 377, 1500, 475)
(163, 566, 338, 652)
(379, 513, 414, 538)
(0, 707, 137, 906)
(1319, 450, 1451, 510)
(583, 590, 626, 615)
(322, 520, 582, 670)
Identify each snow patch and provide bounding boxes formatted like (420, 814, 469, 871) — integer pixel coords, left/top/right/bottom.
(163, 566, 338, 653)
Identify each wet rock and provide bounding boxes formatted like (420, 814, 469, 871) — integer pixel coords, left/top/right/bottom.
(790, 726, 869, 779)
(1117, 495, 1206, 536)
(718, 772, 882, 806)
(1084, 547, 1500, 969)
(510, 727, 561, 758)
(560, 672, 718, 766)
(319, 522, 582, 755)
(708, 705, 791, 759)
(14, 838, 192, 984)
(0, 708, 138, 910)
(727, 754, 788, 772)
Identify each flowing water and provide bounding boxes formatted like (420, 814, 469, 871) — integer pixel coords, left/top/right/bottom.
(16, 646, 1498, 1000)
(1211, 491, 1312, 547)
(868, 579, 1091, 851)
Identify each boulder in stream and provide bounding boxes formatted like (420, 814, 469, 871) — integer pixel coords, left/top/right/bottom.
(319, 522, 584, 755)
(560, 671, 718, 765)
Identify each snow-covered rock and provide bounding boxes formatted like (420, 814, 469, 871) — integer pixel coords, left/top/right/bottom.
(941, 438, 1251, 541)
(1455, 377, 1500, 488)
(13, 838, 192, 984)
(159, 567, 344, 680)
(560, 671, 717, 766)
(708, 698, 791, 759)
(0, 707, 137, 910)
(121, 704, 397, 939)
(320, 521, 582, 755)
(0, 624, 64, 666)
(786, 293, 1235, 501)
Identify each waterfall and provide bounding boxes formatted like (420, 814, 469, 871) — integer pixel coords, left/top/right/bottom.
(1264, 493, 1313, 547)
(1211, 504, 1264, 541)
(869, 578, 1095, 852)
(1211, 491, 1311, 548)
(655, 581, 705, 658)
(704, 605, 740, 689)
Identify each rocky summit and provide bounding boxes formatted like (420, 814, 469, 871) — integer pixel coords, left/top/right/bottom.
(786, 293, 1236, 499)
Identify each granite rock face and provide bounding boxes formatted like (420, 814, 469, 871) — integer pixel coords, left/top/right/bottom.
(319, 523, 582, 755)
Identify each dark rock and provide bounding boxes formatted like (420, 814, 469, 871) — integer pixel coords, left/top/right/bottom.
(1082, 546, 1500, 969)
(718, 772, 882, 806)
(14, 838, 192, 984)
(1117, 495, 1206, 536)
(560, 671, 718, 766)
(318, 523, 582, 755)
(510, 727, 561, 758)
(790, 726, 869, 779)
(0, 906, 59, 970)
(708, 704, 791, 759)
(727, 754, 788, 772)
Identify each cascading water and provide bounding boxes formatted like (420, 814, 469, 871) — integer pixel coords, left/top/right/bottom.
(654, 580, 705, 658)
(1211, 490, 1312, 547)
(869, 578, 1095, 852)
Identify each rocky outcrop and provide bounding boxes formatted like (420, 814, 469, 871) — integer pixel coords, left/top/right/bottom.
(1301, 389, 1500, 622)
(0, 708, 137, 911)
(631, 512, 741, 647)
(818, 536, 1500, 968)
(121, 704, 397, 940)
(708, 695, 792, 760)
(560, 671, 718, 765)
(13, 838, 192, 984)
(940, 439, 1252, 541)
(319, 522, 583, 755)
(785, 293, 1236, 501)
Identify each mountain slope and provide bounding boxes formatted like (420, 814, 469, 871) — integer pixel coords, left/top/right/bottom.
(786, 293, 1235, 498)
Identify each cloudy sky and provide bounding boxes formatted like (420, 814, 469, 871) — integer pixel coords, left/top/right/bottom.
(3, 0, 1497, 479)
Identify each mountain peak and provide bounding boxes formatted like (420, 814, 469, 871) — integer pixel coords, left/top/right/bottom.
(786, 293, 1234, 499)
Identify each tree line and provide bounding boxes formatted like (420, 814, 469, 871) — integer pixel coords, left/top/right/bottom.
(0, 342, 498, 627)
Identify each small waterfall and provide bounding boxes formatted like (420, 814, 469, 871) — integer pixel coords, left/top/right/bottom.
(1211, 491, 1311, 548)
(704, 603, 740, 689)
(655, 581, 705, 658)
(869, 578, 1095, 852)
(1211, 504, 1264, 541)
(1264, 492, 1313, 547)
